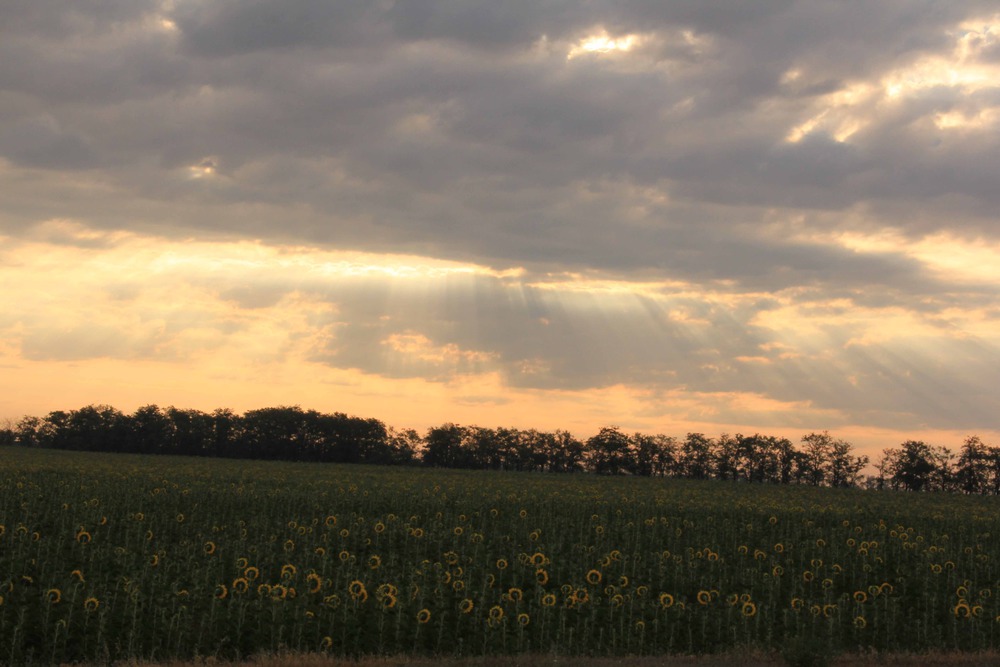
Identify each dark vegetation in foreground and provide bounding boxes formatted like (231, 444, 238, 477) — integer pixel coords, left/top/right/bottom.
(3, 448, 1000, 665)
(2, 403, 998, 494)
(72, 649, 1000, 667)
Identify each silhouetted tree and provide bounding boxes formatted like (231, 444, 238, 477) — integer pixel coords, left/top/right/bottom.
(955, 436, 990, 494)
(423, 424, 470, 468)
(548, 430, 586, 473)
(129, 405, 173, 454)
(681, 433, 715, 479)
(884, 441, 937, 491)
(800, 432, 868, 488)
(629, 433, 677, 477)
(385, 427, 421, 465)
(588, 426, 632, 475)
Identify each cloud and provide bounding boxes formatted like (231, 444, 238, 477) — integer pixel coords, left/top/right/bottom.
(2, 2, 1000, 441)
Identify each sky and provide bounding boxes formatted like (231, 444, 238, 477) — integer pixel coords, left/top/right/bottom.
(2, 1, 1000, 458)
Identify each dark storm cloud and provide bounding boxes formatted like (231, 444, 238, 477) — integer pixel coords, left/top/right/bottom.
(4, 0, 999, 259)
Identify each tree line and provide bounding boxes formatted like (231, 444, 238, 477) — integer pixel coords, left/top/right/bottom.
(1, 404, 998, 494)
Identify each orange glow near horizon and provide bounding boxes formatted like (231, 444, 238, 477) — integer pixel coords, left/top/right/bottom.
(2, 222, 998, 465)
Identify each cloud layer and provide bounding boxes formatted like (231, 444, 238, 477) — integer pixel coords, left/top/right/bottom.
(2, 2, 999, 442)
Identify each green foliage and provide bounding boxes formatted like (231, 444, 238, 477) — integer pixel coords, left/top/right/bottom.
(1, 446, 999, 664)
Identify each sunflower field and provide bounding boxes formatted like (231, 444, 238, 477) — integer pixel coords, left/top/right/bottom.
(1, 446, 999, 664)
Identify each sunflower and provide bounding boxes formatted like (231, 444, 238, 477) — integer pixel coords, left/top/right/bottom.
(458, 598, 474, 614)
(283, 539, 295, 553)
(954, 602, 972, 618)
(417, 608, 432, 624)
(368, 555, 382, 570)
(531, 552, 546, 566)
(320, 636, 334, 650)
(659, 593, 675, 609)
(47, 588, 62, 604)
(348, 580, 367, 602)
(325, 515, 337, 527)
(496, 558, 508, 570)
(585, 569, 602, 585)
(853, 590, 868, 604)
(507, 587, 523, 602)
(610, 594, 624, 607)
(517, 612, 530, 626)
(307, 573, 322, 594)
(823, 603, 837, 618)
(535, 568, 549, 585)
(270, 585, 288, 600)
(772, 565, 784, 577)
(71, 569, 85, 582)
(244, 566, 260, 581)
(232, 577, 249, 594)
(696, 590, 711, 606)
(83, 597, 99, 612)
(323, 594, 341, 609)
(339, 550, 351, 562)
(541, 593, 557, 607)
(488, 605, 504, 620)
(149, 554, 160, 567)
(214, 584, 228, 600)
(381, 593, 397, 609)
(76, 530, 91, 545)
(203, 541, 216, 555)
(790, 597, 804, 610)
(281, 564, 297, 580)
(802, 571, 814, 583)
(741, 601, 757, 617)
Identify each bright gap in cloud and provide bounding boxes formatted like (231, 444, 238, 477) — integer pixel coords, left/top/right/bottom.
(567, 31, 642, 60)
(785, 14, 1000, 142)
